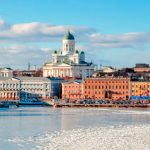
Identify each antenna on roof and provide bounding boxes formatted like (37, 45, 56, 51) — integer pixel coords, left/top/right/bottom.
(28, 62, 30, 71)
(100, 64, 102, 69)
(96, 64, 98, 70)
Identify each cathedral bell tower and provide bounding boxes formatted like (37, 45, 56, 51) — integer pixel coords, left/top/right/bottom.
(62, 31, 75, 55)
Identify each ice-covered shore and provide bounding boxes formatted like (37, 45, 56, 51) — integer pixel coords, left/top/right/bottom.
(9, 125, 150, 150)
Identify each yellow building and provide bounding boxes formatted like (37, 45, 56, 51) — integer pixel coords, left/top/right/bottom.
(131, 81, 150, 97)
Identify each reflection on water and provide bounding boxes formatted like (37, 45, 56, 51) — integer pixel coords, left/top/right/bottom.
(0, 107, 150, 150)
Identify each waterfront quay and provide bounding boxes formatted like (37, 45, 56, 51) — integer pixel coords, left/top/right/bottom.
(1, 98, 150, 108)
(54, 103, 150, 108)
(52, 98, 150, 108)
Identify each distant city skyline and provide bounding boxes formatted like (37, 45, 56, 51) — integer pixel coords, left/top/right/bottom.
(0, 0, 150, 69)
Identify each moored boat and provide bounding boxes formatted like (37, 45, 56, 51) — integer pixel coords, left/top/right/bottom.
(19, 99, 49, 106)
(0, 102, 9, 108)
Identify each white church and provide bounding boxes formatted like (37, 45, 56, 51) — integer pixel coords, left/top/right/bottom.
(43, 31, 95, 78)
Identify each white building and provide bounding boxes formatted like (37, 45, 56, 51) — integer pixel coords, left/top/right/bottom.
(0, 77, 20, 100)
(18, 77, 63, 100)
(102, 66, 117, 73)
(43, 32, 95, 78)
(0, 77, 63, 101)
(0, 67, 13, 77)
(18, 77, 51, 100)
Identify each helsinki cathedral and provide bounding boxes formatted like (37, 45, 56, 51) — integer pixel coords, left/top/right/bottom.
(43, 31, 95, 78)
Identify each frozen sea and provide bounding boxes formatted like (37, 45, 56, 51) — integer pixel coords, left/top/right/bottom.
(0, 107, 150, 150)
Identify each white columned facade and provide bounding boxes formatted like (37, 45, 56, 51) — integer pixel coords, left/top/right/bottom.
(43, 32, 95, 79)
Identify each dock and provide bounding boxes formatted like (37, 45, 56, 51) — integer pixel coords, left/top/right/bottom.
(53, 103, 150, 108)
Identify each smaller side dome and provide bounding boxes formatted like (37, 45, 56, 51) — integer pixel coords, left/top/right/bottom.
(80, 51, 85, 54)
(53, 50, 57, 54)
(75, 49, 79, 54)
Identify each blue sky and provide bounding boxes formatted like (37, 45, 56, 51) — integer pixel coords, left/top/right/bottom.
(0, 0, 150, 69)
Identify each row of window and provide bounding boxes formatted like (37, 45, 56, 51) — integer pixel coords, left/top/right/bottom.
(132, 94, 150, 96)
(132, 90, 150, 93)
(85, 96, 126, 99)
(85, 85, 129, 89)
(0, 84, 19, 88)
(85, 80, 129, 84)
(0, 84, 48, 88)
(20, 93, 42, 97)
(21, 89, 44, 91)
(132, 85, 150, 88)
(64, 95, 81, 97)
(64, 86, 81, 88)
(21, 84, 47, 88)
(64, 90, 81, 93)
(85, 91, 128, 94)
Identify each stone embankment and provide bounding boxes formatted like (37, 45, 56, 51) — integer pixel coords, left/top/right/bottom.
(53, 103, 150, 108)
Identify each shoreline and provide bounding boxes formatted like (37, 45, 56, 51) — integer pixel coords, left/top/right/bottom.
(53, 103, 150, 108)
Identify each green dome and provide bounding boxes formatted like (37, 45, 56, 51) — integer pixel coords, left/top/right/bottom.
(53, 50, 57, 54)
(75, 50, 79, 54)
(80, 51, 85, 54)
(64, 31, 75, 40)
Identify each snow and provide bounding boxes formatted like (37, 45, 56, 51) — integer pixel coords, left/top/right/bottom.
(9, 125, 150, 150)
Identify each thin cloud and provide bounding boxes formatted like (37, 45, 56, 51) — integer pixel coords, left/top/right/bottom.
(0, 19, 150, 49)
(0, 18, 150, 68)
(88, 32, 150, 48)
(0, 19, 95, 43)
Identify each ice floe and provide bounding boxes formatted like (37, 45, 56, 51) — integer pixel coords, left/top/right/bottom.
(8, 125, 150, 150)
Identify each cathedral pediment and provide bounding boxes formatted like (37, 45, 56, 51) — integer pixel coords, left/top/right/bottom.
(57, 63, 71, 67)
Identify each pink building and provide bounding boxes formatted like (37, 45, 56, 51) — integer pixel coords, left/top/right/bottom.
(61, 80, 84, 101)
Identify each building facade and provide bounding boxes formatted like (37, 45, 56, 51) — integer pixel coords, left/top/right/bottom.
(0, 68, 13, 78)
(61, 80, 84, 101)
(13, 69, 43, 77)
(84, 77, 130, 100)
(18, 77, 51, 101)
(0, 77, 62, 101)
(0, 77, 20, 100)
(131, 81, 150, 99)
(43, 31, 95, 79)
(134, 63, 150, 72)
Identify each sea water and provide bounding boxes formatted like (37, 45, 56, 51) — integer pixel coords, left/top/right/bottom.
(0, 107, 150, 150)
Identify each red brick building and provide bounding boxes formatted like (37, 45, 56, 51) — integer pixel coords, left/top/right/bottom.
(61, 80, 84, 101)
(134, 63, 150, 73)
(84, 77, 130, 100)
